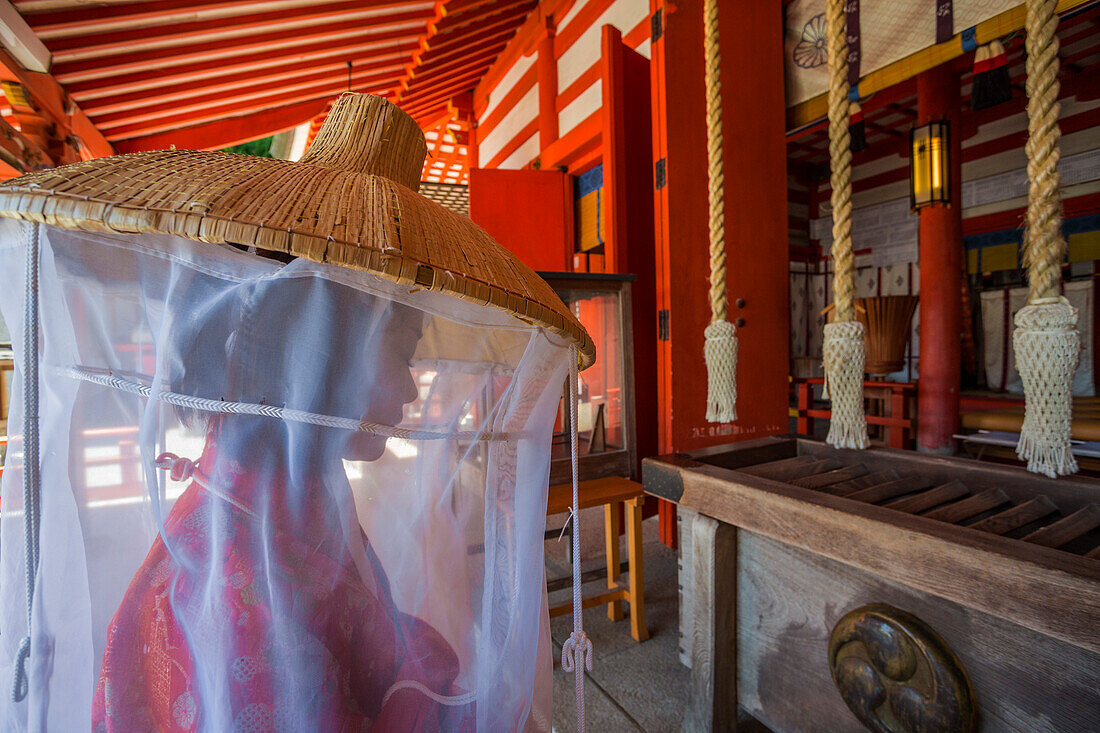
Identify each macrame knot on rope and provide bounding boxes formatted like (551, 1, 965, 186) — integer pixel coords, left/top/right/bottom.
(561, 631, 593, 674)
(155, 452, 195, 482)
(1013, 297, 1080, 477)
(704, 320, 738, 423)
(823, 321, 869, 450)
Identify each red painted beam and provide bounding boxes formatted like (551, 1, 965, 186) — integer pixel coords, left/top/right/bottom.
(426, 7, 530, 51)
(537, 26, 558, 150)
(64, 40, 416, 100)
(399, 72, 487, 114)
(413, 28, 516, 70)
(408, 44, 504, 83)
(93, 66, 402, 131)
(27, 0, 325, 35)
(49, 1, 428, 56)
(112, 97, 331, 153)
(84, 57, 408, 116)
(53, 21, 424, 83)
(104, 82, 396, 141)
(476, 64, 537, 140)
(402, 57, 498, 95)
(443, 0, 534, 31)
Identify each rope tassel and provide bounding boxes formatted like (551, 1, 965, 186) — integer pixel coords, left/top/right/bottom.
(705, 321, 738, 423)
(822, 0, 868, 449)
(700, 0, 738, 424)
(823, 321, 869, 449)
(1014, 299, 1080, 477)
(1013, 0, 1079, 477)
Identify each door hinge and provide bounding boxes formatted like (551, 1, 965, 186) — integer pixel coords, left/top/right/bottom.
(654, 158, 667, 190)
(658, 309, 670, 341)
(651, 8, 663, 43)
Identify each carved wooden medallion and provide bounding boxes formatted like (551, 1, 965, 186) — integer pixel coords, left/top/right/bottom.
(828, 604, 977, 733)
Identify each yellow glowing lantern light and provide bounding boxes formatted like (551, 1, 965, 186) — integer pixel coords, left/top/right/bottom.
(909, 121, 950, 210)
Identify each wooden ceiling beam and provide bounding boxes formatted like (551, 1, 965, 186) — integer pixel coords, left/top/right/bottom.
(407, 44, 503, 83)
(402, 50, 501, 93)
(426, 6, 530, 50)
(105, 83, 391, 142)
(28, 0, 325, 36)
(444, 0, 533, 31)
(112, 97, 331, 153)
(0, 47, 112, 160)
(415, 27, 516, 68)
(54, 24, 423, 83)
(64, 39, 416, 100)
(92, 66, 402, 131)
(83, 56, 409, 116)
(48, 2, 428, 57)
(400, 71, 486, 112)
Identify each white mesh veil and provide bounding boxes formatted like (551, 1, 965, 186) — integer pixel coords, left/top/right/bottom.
(0, 218, 568, 731)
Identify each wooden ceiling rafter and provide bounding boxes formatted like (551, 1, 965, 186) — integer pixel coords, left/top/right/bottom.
(101, 76, 397, 140)
(63, 40, 419, 100)
(90, 67, 404, 132)
(52, 20, 425, 82)
(45, 1, 431, 58)
(84, 56, 410, 117)
(113, 96, 331, 153)
(11, 0, 539, 183)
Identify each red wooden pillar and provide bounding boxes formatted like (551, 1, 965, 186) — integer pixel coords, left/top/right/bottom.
(650, 0, 789, 545)
(537, 22, 558, 153)
(916, 65, 963, 453)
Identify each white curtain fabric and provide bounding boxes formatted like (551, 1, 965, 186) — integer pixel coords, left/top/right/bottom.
(980, 279, 1094, 396)
(0, 220, 567, 731)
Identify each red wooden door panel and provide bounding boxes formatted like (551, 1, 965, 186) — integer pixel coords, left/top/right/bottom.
(468, 168, 572, 272)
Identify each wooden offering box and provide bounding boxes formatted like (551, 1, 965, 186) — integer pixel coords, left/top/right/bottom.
(643, 437, 1100, 732)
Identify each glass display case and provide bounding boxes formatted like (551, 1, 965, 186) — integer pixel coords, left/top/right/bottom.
(540, 273, 637, 485)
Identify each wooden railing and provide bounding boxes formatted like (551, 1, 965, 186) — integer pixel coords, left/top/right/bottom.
(790, 377, 916, 450)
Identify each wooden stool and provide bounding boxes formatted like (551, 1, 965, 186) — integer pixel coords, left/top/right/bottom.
(546, 476, 648, 642)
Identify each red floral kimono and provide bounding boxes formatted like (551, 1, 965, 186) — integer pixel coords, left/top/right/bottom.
(92, 449, 471, 731)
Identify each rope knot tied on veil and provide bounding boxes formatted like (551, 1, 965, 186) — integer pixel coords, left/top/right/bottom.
(155, 452, 196, 483)
(10, 635, 30, 702)
(561, 631, 593, 673)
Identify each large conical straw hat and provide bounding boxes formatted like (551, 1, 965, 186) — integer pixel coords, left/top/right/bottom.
(0, 93, 594, 366)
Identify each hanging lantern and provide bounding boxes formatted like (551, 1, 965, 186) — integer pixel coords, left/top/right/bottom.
(909, 121, 950, 210)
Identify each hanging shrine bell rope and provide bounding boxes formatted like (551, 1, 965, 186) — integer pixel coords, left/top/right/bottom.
(702, 0, 738, 424)
(822, 0, 869, 450)
(1012, 0, 1080, 477)
(58, 366, 524, 442)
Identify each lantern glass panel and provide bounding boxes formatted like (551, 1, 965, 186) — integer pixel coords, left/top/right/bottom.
(910, 121, 949, 210)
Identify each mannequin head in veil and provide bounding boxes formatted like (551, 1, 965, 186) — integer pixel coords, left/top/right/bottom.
(172, 266, 423, 482)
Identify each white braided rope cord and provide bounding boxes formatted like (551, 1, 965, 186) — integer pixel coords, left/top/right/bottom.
(823, 0, 868, 450)
(702, 0, 738, 424)
(561, 344, 591, 732)
(61, 366, 521, 442)
(1013, 0, 1080, 477)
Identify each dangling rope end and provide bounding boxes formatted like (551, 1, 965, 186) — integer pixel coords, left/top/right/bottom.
(11, 636, 30, 702)
(704, 320, 738, 423)
(822, 321, 869, 450)
(1013, 298, 1080, 478)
